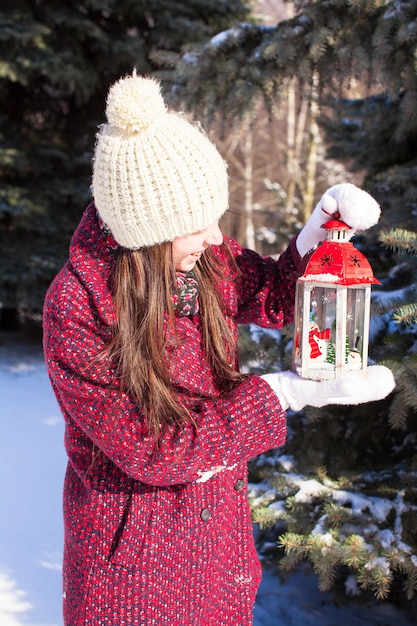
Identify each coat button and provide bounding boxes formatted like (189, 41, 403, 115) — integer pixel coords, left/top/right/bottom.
(234, 479, 245, 491)
(200, 508, 211, 522)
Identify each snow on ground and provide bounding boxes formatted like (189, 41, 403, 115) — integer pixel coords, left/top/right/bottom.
(0, 333, 415, 626)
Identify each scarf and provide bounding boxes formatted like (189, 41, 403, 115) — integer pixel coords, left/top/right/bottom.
(173, 271, 199, 317)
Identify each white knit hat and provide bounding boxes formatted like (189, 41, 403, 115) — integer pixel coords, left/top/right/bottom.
(92, 71, 229, 249)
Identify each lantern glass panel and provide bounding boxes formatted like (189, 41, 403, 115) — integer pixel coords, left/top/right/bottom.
(346, 287, 366, 358)
(308, 285, 337, 372)
(292, 282, 304, 370)
(310, 286, 336, 333)
(292, 283, 368, 380)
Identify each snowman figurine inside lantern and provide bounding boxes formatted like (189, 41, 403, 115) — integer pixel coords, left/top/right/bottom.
(292, 199, 380, 381)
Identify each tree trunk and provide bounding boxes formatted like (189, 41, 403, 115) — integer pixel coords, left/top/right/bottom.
(242, 127, 256, 250)
(285, 78, 297, 212)
(303, 74, 320, 220)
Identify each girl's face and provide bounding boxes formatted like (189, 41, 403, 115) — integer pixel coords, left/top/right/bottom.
(172, 222, 223, 272)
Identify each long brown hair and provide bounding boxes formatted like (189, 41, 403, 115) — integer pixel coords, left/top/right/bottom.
(107, 241, 246, 440)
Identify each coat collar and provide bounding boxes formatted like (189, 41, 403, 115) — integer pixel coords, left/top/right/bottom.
(69, 202, 117, 326)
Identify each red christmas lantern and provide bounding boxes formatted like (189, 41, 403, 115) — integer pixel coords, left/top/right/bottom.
(292, 219, 380, 380)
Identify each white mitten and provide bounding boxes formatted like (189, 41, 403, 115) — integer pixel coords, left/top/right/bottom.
(296, 183, 381, 257)
(261, 365, 395, 412)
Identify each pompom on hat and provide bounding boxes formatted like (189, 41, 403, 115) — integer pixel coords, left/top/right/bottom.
(92, 70, 229, 249)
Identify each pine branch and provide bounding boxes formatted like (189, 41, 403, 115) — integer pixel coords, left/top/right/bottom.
(371, 287, 417, 318)
(322, 502, 354, 528)
(373, 357, 417, 427)
(393, 302, 417, 325)
(252, 505, 282, 530)
(400, 559, 417, 601)
(388, 394, 410, 429)
(278, 532, 310, 558)
(379, 228, 417, 257)
(357, 563, 393, 600)
(340, 535, 369, 569)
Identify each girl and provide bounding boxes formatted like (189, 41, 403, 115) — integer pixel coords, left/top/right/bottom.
(43, 72, 394, 625)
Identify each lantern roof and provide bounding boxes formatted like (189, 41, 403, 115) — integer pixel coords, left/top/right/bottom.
(298, 219, 381, 286)
(322, 218, 350, 230)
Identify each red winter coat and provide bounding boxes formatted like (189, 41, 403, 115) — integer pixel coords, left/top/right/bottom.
(43, 203, 300, 626)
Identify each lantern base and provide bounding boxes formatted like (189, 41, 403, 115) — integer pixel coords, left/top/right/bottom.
(293, 362, 364, 381)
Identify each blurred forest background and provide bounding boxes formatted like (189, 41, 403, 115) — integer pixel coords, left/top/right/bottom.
(1, 0, 417, 618)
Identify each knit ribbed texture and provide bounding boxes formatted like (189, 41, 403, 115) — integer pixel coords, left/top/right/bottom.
(92, 72, 229, 249)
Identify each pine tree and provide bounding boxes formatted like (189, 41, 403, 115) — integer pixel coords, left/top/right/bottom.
(0, 0, 250, 326)
(157, 0, 417, 279)
(165, 1, 417, 129)
(374, 228, 417, 430)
